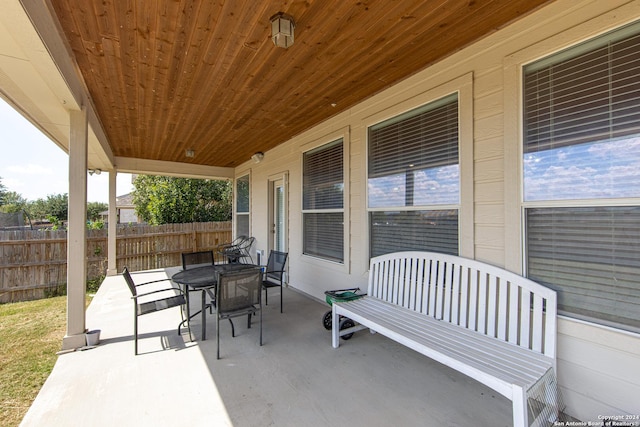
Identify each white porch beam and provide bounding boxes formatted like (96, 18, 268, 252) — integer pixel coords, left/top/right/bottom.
(62, 106, 88, 350)
(115, 156, 234, 180)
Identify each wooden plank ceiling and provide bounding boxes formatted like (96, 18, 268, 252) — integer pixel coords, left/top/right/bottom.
(50, 0, 552, 168)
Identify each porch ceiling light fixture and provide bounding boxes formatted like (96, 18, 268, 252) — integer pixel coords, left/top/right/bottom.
(251, 152, 264, 163)
(88, 169, 101, 176)
(270, 12, 295, 49)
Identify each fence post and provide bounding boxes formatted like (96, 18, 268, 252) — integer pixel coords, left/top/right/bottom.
(191, 228, 198, 252)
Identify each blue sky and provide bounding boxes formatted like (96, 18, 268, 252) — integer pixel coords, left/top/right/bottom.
(0, 98, 133, 203)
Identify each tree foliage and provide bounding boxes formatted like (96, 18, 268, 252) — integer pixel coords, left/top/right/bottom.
(27, 194, 68, 221)
(132, 175, 232, 225)
(0, 191, 27, 213)
(0, 177, 110, 229)
(87, 202, 108, 221)
(0, 177, 7, 205)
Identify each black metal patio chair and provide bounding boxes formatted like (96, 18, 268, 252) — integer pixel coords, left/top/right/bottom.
(218, 236, 256, 264)
(215, 267, 263, 359)
(182, 250, 215, 270)
(181, 250, 216, 314)
(122, 266, 190, 355)
(262, 250, 288, 313)
(216, 235, 246, 263)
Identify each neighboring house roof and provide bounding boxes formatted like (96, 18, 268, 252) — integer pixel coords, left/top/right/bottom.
(116, 193, 134, 208)
(98, 193, 136, 217)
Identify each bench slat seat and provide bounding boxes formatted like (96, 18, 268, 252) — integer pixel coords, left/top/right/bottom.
(334, 297, 552, 397)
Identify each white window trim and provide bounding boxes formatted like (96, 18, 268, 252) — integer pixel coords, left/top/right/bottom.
(362, 72, 474, 259)
(299, 127, 350, 271)
(503, 8, 640, 273)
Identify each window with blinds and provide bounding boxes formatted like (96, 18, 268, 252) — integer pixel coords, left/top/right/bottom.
(235, 175, 249, 237)
(302, 139, 344, 262)
(523, 21, 640, 332)
(523, 23, 640, 201)
(368, 94, 459, 257)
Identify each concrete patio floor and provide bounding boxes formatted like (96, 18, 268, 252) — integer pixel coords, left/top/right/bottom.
(21, 267, 513, 427)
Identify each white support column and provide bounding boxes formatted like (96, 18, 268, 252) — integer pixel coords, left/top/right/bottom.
(107, 170, 117, 276)
(62, 107, 89, 350)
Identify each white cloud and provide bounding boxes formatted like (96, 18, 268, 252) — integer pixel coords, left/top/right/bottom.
(525, 137, 640, 201)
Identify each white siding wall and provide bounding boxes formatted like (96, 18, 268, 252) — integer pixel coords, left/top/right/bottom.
(236, 0, 640, 419)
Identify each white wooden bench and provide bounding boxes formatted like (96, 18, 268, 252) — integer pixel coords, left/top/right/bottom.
(332, 251, 563, 427)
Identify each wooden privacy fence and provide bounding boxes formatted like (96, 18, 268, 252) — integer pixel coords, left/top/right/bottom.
(0, 221, 232, 303)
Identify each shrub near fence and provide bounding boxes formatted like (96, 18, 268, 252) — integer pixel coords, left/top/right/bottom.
(0, 221, 232, 303)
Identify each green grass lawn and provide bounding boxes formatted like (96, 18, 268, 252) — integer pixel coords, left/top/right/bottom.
(0, 296, 68, 427)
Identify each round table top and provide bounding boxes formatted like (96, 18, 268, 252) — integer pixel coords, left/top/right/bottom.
(171, 264, 259, 288)
(172, 265, 218, 288)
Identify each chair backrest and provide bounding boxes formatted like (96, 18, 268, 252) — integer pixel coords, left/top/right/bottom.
(182, 250, 214, 270)
(220, 236, 248, 255)
(238, 236, 255, 251)
(265, 250, 288, 283)
(225, 235, 247, 248)
(122, 266, 137, 297)
(238, 237, 256, 262)
(216, 268, 262, 314)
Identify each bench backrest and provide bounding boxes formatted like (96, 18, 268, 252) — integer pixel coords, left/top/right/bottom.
(368, 251, 557, 358)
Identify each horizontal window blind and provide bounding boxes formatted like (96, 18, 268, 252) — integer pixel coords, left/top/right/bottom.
(370, 210, 458, 258)
(236, 214, 249, 238)
(369, 94, 458, 180)
(303, 139, 343, 210)
(303, 213, 344, 262)
(524, 25, 640, 153)
(526, 207, 640, 331)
